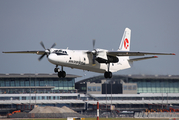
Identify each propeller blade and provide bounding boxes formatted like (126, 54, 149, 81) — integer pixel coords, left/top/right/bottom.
(92, 40, 96, 65)
(93, 39, 95, 49)
(38, 53, 46, 61)
(51, 43, 56, 48)
(92, 53, 96, 65)
(40, 41, 46, 50)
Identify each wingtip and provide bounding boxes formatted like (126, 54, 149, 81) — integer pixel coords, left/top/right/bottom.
(172, 53, 176, 55)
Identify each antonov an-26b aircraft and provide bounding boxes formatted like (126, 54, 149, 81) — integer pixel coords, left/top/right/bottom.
(3, 28, 175, 78)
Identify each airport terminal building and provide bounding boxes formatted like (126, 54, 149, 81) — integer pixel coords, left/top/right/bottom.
(0, 73, 179, 116)
(76, 75, 179, 94)
(0, 73, 78, 94)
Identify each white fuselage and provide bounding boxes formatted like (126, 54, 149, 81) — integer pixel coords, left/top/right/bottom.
(48, 48, 131, 73)
(3, 28, 175, 78)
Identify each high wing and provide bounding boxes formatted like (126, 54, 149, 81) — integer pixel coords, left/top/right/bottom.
(2, 51, 45, 55)
(3, 42, 57, 61)
(107, 51, 175, 57)
(129, 56, 158, 62)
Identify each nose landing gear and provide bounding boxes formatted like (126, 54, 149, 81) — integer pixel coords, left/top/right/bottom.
(54, 65, 66, 78)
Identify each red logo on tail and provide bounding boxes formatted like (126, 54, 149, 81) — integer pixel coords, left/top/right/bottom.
(124, 38, 129, 49)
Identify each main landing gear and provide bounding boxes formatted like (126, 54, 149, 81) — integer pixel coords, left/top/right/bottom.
(104, 63, 112, 79)
(104, 71, 112, 78)
(54, 65, 66, 78)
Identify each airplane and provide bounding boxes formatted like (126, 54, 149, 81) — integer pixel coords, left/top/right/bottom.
(3, 28, 175, 78)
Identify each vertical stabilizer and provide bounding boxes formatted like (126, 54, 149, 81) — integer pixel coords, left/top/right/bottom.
(118, 28, 131, 51)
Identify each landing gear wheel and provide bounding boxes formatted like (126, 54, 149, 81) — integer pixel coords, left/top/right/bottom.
(54, 68, 59, 73)
(104, 72, 108, 78)
(58, 71, 66, 78)
(58, 71, 62, 78)
(61, 71, 66, 78)
(104, 71, 112, 79)
(108, 72, 112, 78)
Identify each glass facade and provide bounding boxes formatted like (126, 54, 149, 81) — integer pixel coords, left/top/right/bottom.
(76, 75, 179, 94)
(0, 74, 76, 94)
(129, 79, 179, 93)
(87, 86, 101, 92)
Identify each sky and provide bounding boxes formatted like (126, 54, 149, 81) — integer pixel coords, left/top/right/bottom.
(0, 0, 178, 82)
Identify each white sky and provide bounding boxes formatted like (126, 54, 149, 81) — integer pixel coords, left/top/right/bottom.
(0, 0, 178, 81)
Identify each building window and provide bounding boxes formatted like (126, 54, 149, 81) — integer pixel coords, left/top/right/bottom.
(88, 86, 92, 91)
(47, 96, 51, 100)
(0, 80, 5, 87)
(30, 79, 35, 86)
(22, 97, 26, 100)
(31, 96, 36, 100)
(35, 80, 39, 86)
(54, 80, 59, 87)
(133, 85, 137, 90)
(81, 87, 86, 90)
(128, 85, 132, 90)
(48, 80, 53, 86)
(25, 80, 29, 86)
(57, 96, 60, 100)
(53, 96, 56, 100)
(97, 86, 101, 91)
(20, 80, 24, 86)
(93, 86, 96, 91)
(123, 85, 127, 90)
(6, 81, 10, 86)
(11, 80, 15, 86)
(40, 80, 45, 86)
(42, 96, 45, 100)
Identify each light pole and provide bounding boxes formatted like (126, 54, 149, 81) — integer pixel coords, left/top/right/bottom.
(106, 81, 107, 110)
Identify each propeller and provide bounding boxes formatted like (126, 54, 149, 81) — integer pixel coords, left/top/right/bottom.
(38, 41, 56, 61)
(92, 39, 97, 65)
(93, 39, 95, 49)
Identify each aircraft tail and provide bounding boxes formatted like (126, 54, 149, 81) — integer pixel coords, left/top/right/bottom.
(118, 28, 131, 51)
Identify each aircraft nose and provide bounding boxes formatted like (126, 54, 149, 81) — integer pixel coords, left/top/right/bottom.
(48, 54, 57, 64)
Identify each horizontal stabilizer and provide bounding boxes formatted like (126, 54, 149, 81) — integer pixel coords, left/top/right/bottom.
(129, 56, 158, 62)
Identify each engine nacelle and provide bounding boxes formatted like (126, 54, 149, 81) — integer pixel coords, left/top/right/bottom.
(107, 55, 119, 63)
(96, 55, 119, 63)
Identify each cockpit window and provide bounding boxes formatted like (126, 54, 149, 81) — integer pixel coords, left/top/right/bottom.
(53, 50, 62, 53)
(52, 50, 58, 53)
(52, 50, 68, 55)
